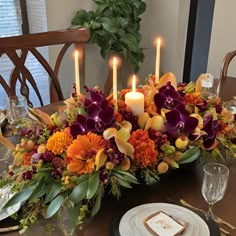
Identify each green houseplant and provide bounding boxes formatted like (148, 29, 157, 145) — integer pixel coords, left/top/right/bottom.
(71, 0, 146, 94)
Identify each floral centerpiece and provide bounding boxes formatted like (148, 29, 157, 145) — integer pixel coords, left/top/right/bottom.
(1, 72, 236, 233)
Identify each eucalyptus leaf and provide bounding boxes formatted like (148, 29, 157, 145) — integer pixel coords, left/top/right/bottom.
(44, 183, 62, 204)
(69, 180, 88, 203)
(179, 146, 200, 161)
(3, 184, 36, 209)
(45, 195, 64, 219)
(28, 179, 46, 201)
(91, 188, 102, 216)
(178, 148, 201, 164)
(87, 172, 100, 199)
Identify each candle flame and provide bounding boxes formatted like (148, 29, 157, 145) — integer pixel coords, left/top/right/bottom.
(157, 38, 161, 46)
(132, 75, 136, 92)
(113, 57, 117, 66)
(74, 50, 79, 58)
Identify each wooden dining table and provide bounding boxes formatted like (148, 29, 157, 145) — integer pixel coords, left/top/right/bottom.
(0, 102, 236, 236)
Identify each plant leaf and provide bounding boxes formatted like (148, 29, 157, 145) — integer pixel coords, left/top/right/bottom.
(179, 146, 200, 162)
(115, 170, 139, 184)
(91, 188, 102, 216)
(28, 179, 45, 201)
(178, 147, 201, 164)
(87, 172, 100, 199)
(3, 184, 36, 209)
(69, 180, 88, 203)
(44, 183, 62, 204)
(45, 195, 64, 219)
(116, 177, 132, 189)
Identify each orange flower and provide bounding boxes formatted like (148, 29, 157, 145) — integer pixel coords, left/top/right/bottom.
(128, 129, 158, 168)
(66, 132, 106, 174)
(184, 92, 203, 106)
(23, 152, 31, 166)
(46, 128, 73, 155)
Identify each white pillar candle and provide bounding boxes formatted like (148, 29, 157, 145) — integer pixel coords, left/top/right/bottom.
(125, 75, 144, 116)
(74, 50, 80, 95)
(155, 38, 161, 83)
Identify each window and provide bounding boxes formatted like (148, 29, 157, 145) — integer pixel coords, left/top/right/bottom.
(0, 0, 49, 108)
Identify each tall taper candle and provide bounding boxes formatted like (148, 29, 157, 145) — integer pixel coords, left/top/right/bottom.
(75, 50, 80, 95)
(155, 38, 161, 83)
(113, 57, 117, 102)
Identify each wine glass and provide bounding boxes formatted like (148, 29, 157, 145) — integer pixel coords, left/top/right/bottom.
(201, 163, 229, 218)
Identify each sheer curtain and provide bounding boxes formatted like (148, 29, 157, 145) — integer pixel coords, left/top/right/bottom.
(0, 0, 49, 108)
(0, 0, 22, 109)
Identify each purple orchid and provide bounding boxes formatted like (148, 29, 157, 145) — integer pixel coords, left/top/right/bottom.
(154, 82, 184, 114)
(165, 104, 198, 138)
(202, 114, 221, 149)
(70, 87, 115, 138)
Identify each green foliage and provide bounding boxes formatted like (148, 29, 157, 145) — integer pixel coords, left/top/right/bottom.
(71, 0, 146, 72)
(45, 195, 64, 219)
(178, 146, 201, 164)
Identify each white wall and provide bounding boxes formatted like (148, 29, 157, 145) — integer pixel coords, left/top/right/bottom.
(45, 0, 190, 98)
(207, 0, 236, 78)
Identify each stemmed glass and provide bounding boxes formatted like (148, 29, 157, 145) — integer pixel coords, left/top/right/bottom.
(201, 163, 229, 218)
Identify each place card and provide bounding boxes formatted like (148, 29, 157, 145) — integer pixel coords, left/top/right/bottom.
(144, 211, 187, 236)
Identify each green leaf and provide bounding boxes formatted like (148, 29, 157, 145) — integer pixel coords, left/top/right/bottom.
(28, 179, 45, 201)
(3, 184, 36, 209)
(69, 180, 88, 203)
(87, 172, 100, 199)
(179, 146, 200, 161)
(115, 170, 139, 184)
(78, 173, 89, 184)
(44, 183, 62, 204)
(96, 4, 109, 15)
(45, 195, 64, 219)
(178, 147, 201, 164)
(91, 188, 102, 216)
(120, 33, 139, 52)
(116, 177, 132, 189)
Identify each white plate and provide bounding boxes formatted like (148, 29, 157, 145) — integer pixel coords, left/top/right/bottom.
(0, 185, 21, 221)
(119, 203, 210, 236)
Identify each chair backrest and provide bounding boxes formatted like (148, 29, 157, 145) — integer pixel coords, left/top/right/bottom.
(219, 50, 236, 101)
(0, 28, 90, 107)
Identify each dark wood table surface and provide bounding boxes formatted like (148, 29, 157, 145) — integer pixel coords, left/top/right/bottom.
(1, 102, 236, 236)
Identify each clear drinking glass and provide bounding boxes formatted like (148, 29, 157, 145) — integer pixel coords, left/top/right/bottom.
(200, 73, 221, 99)
(57, 203, 76, 236)
(201, 163, 229, 218)
(6, 96, 28, 126)
(0, 142, 12, 174)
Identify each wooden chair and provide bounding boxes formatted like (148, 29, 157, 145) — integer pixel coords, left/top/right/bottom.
(0, 28, 90, 107)
(219, 50, 236, 101)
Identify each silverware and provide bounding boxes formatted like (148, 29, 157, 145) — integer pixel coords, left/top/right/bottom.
(180, 199, 236, 230)
(220, 227, 230, 235)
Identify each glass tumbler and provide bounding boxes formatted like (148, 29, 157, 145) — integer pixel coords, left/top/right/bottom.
(6, 96, 28, 125)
